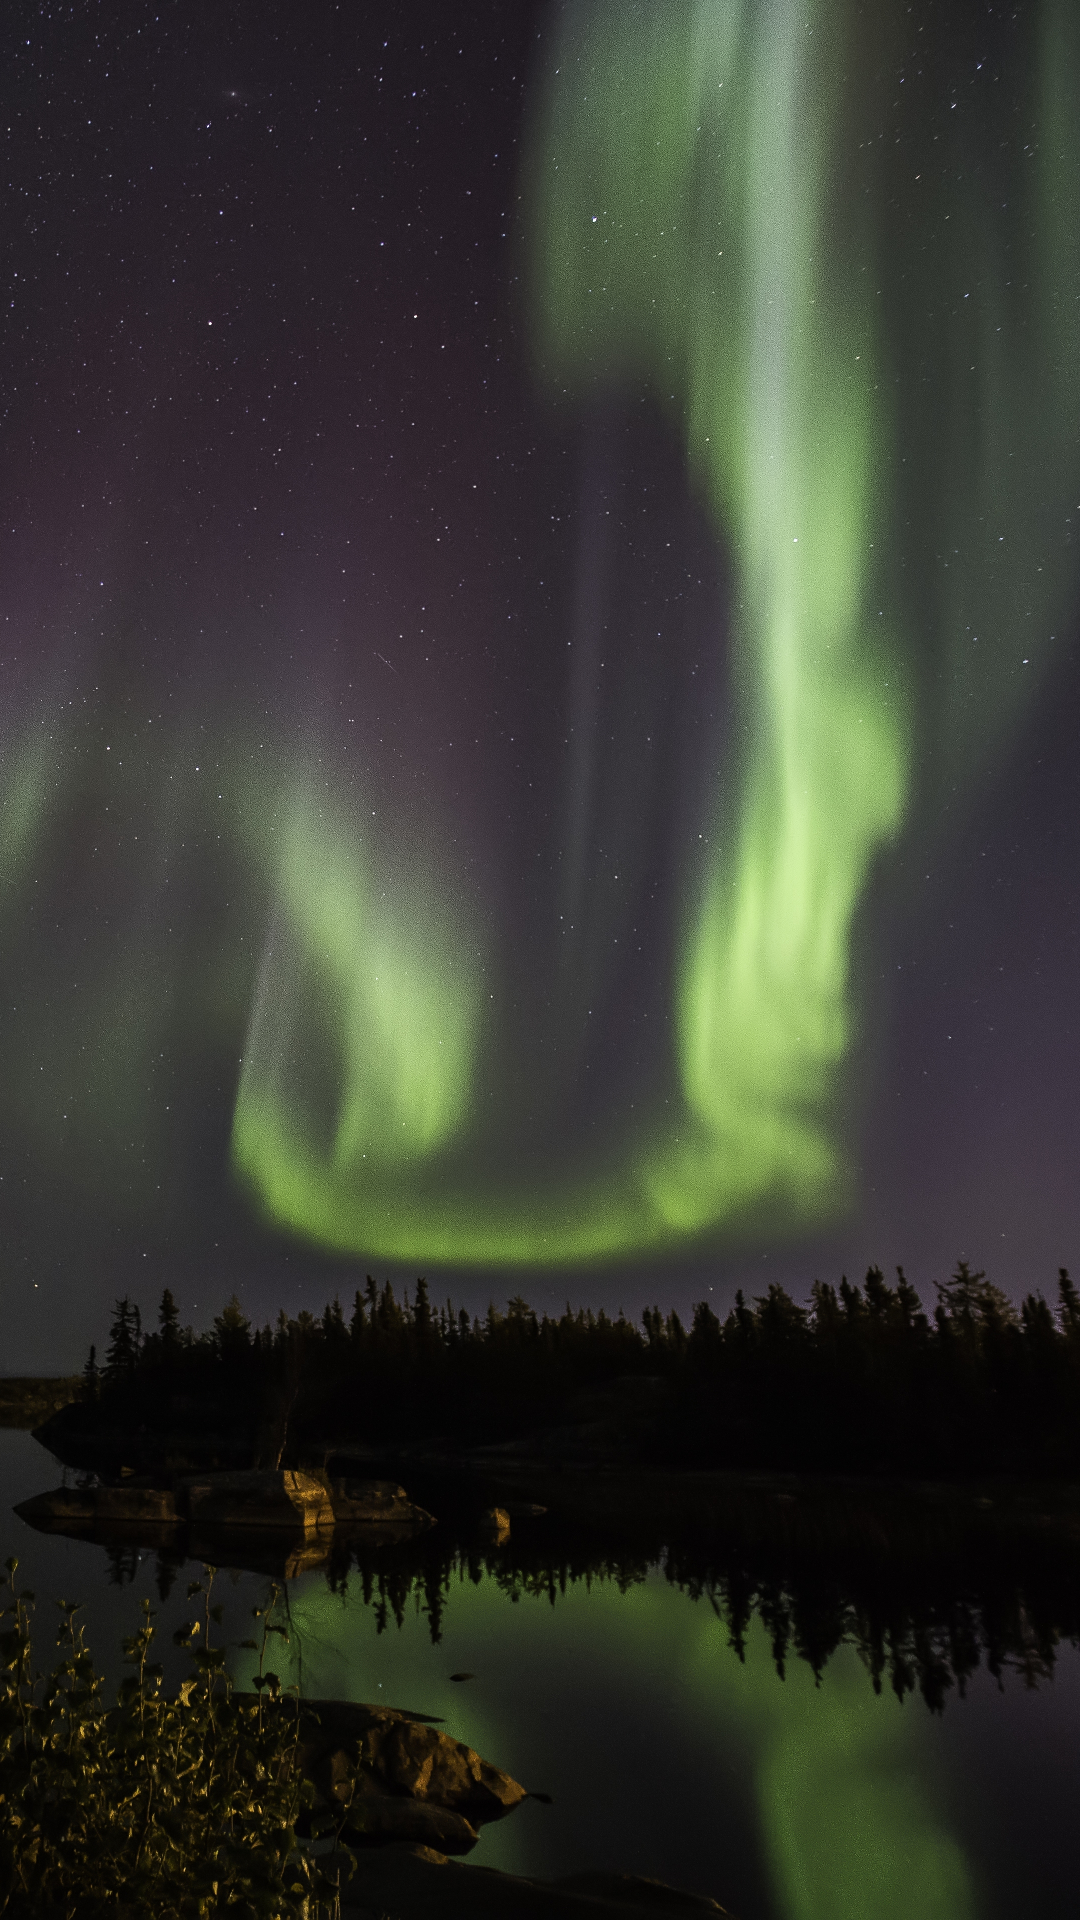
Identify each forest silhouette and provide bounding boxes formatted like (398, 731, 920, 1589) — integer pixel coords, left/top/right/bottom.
(78, 1261, 1080, 1479)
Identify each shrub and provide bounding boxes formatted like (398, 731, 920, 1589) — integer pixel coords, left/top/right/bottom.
(0, 1559, 353, 1919)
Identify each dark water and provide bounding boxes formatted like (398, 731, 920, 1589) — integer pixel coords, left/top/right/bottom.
(4, 1428, 1080, 1920)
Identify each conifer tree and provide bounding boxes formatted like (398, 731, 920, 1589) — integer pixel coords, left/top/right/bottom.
(1058, 1267, 1080, 1339)
(104, 1300, 138, 1382)
(413, 1275, 432, 1342)
(158, 1288, 180, 1348)
(213, 1294, 251, 1361)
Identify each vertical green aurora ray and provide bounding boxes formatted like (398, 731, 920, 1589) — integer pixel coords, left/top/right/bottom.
(235, 773, 484, 1198)
(526, 0, 908, 1229)
(886, 0, 1080, 815)
(0, 728, 60, 897)
(236, 0, 903, 1256)
(230, 0, 1080, 1265)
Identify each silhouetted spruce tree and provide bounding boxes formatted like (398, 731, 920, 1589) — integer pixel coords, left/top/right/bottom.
(1021, 1292, 1056, 1344)
(413, 1276, 433, 1344)
(690, 1298, 722, 1362)
(863, 1265, 891, 1325)
(322, 1297, 347, 1350)
(349, 1288, 368, 1342)
(893, 1266, 927, 1336)
(104, 1299, 139, 1383)
(214, 1294, 251, 1352)
(158, 1288, 180, 1349)
(1058, 1268, 1080, 1340)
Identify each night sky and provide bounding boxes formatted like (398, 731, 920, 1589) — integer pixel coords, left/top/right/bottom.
(3, 0, 1080, 1373)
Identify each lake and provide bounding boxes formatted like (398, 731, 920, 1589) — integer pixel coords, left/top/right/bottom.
(4, 1426, 1080, 1919)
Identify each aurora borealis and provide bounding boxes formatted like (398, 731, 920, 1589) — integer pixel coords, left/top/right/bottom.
(3, 0, 1080, 1364)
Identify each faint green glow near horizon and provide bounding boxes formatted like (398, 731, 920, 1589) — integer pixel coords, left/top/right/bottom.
(229, 0, 1074, 1268)
(250, 1569, 972, 1920)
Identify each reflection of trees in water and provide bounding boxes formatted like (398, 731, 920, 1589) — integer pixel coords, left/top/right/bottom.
(136, 1516, 1076, 1714)
(665, 1560, 1061, 1711)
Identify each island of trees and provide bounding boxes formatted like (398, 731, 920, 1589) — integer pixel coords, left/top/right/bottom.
(64, 1261, 1080, 1480)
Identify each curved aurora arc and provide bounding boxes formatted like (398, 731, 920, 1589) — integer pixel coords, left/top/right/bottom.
(231, 0, 1080, 1267)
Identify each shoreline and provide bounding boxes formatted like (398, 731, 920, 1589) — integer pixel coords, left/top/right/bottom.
(9, 1379, 1080, 1524)
(0, 1375, 81, 1428)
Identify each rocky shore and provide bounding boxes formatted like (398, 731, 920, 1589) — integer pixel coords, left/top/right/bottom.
(297, 1696, 528, 1854)
(19, 1467, 431, 1533)
(14, 1466, 435, 1578)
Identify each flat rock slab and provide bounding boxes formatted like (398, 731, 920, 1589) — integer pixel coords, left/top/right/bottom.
(14, 1472, 432, 1557)
(337, 1846, 732, 1918)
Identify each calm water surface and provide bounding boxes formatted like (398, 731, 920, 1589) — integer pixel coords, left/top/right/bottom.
(3, 1429, 1078, 1920)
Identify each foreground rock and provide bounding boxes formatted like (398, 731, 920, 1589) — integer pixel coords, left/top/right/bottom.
(14, 1470, 433, 1558)
(334, 1844, 732, 1917)
(179, 1468, 334, 1532)
(298, 1699, 528, 1855)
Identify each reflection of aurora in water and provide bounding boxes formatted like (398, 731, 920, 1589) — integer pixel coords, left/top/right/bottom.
(255, 1564, 981, 1920)
(7, 1413, 1078, 1920)
(2, 0, 1080, 1297)
(224, 1504, 1080, 1919)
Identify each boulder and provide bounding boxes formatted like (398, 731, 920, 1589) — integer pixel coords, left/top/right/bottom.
(298, 1699, 527, 1854)
(179, 1468, 333, 1533)
(15, 1485, 178, 1527)
(329, 1784, 479, 1854)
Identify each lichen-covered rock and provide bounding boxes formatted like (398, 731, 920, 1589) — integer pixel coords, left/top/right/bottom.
(380, 1717, 525, 1817)
(297, 1698, 527, 1855)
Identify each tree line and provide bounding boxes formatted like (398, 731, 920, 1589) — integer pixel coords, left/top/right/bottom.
(80, 1261, 1080, 1477)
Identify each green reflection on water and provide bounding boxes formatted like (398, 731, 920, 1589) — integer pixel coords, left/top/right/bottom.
(241, 1567, 973, 1920)
(684, 1619, 974, 1920)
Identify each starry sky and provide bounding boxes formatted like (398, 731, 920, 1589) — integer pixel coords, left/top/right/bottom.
(3, 0, 1080, 1372)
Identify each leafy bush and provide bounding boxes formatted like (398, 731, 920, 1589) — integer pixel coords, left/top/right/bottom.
(0, 1558, 354, 1918)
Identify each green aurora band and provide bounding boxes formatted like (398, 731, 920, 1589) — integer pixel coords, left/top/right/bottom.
(229, 0, 1080, 1266)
